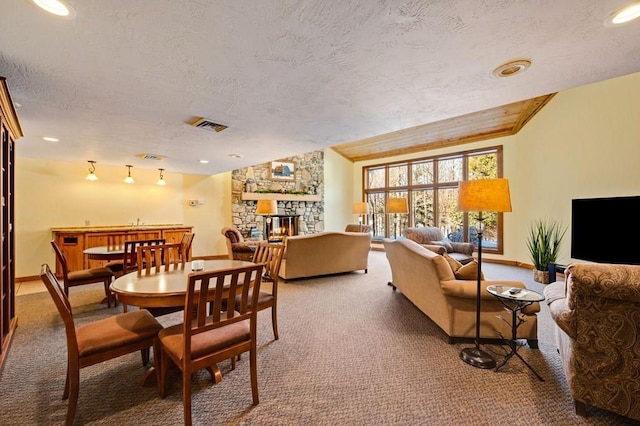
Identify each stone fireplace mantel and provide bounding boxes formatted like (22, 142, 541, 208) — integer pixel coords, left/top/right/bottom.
(241, 192, 322, 202)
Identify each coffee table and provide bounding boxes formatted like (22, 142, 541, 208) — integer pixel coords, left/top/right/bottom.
(486, 285, 545, 381)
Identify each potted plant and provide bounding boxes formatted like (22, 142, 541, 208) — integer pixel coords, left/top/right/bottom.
(526, 219, 567, 284)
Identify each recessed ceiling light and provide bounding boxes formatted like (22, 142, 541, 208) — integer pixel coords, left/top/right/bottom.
(29, 0, 77, 18)
(228, 154, 244, 159)
(492, 59, 531, 78)
(199, 160, 209, 164)
(43, 136, 59, 142)
(606, 2, 640, 26)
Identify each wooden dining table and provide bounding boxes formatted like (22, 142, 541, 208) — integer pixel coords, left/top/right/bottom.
(110, 258, 257, 385)
(83, 245, 124, 261)
(110, 259, 256, 309)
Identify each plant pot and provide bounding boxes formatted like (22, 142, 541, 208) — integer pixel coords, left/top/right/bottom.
(533, 269, 550, 284)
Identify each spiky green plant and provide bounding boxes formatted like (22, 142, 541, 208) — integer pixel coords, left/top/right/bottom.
(526, 219, 567, 271)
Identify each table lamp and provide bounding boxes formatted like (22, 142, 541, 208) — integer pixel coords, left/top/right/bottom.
(352, 202, 370, 232)
(386, 198, 408, 239)
(256, 199, 278, 240)
(458, 178, 512, 369)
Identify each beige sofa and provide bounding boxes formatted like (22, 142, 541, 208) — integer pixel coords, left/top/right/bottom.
(545, 263, 640, 421)
(278, 232, 371, 280)
(383, 238, 539, 345)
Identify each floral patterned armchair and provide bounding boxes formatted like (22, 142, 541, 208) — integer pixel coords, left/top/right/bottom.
(545, 263, 640, 421)
(220, 227, 256, 261)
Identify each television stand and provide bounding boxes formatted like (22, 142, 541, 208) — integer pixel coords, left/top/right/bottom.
(548, 262, 567, 281)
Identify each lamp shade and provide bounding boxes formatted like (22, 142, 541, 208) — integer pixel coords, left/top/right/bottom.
(386, 197, 408, 214)
(458, 178, 512, 212)
(352, 202, 370, 215)
(256, 199, 278, 215)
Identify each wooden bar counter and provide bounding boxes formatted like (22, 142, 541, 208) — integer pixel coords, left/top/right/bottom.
(51, 224, 193, 275)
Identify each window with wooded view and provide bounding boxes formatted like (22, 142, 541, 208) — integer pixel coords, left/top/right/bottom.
(362, 146, 504, 254)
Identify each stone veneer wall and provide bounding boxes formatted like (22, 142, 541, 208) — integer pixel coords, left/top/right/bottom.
(231, 151, 324, 238)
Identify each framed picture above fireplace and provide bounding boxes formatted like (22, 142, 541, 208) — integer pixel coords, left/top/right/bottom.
(271, 160, 296, 181)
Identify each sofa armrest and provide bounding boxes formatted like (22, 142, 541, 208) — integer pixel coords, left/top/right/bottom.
(419, 244, 446, 255)
(450, 242, 475, 255)
(440, 280, 540, 314)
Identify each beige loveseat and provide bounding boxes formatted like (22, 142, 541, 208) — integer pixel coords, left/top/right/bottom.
(545, 263, 640, 421)
(278, 232, 371, 280)
(383, 238, 539, 345)
(403, 226, 475, 264)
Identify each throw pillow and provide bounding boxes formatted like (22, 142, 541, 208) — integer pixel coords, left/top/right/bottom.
(431, 240, 454, 252)
(443, 253, 463, 273)
(454, 260, 485, 280)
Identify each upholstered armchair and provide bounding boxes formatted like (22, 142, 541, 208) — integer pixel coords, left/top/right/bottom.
(221, 227, 256, 261)
(403, 226, 474, 264)
(545, 263, 640, 421)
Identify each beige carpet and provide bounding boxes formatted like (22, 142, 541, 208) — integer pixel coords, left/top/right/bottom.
(1, 251, 637, 425)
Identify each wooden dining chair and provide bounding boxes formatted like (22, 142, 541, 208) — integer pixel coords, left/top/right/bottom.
(235, 242, 285, 340)
(158, 263, 264, 426)
(51, 240, 117, 308)
(107, 238, 166, 277)
(136, 242, 185, 276)
(40, 264, 163, 426)
(180, 232, 195, 261)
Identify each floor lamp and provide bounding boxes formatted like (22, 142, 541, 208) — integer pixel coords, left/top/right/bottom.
(352, 202, 370, 232)
(256, 199, 278, 241)
(386, 198, 408, 239)
(458, 178, 512, 369)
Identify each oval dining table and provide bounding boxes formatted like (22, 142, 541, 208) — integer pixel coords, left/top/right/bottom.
(110, 259, 256, 310)
(110, 258, 257, 385)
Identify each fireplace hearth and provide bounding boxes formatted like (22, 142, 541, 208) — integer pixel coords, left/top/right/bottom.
(265, 215, 299, 242)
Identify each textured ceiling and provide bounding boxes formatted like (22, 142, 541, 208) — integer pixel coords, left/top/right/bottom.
(1, 1, 639, 175)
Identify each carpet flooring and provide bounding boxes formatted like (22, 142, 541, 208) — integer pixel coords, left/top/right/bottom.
(1, 251, 638, 425)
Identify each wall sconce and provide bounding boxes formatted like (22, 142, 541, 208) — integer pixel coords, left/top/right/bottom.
(85, 160, 98, 181)
(123, 165, 135, 184)
(157, 168, 166, 185)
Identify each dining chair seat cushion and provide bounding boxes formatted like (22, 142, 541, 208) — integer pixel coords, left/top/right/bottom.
(158, 316, 250, 361)
(68, 267, 114, 283)
(235, 290, 273, 308)
(76, 309, 163, 358)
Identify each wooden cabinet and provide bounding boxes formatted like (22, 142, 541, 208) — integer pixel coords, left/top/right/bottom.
(52, 226, 192, 273)
(0, 77, 22, 373)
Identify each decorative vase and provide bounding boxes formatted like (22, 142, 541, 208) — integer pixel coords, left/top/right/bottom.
(533, 269, 550, 284)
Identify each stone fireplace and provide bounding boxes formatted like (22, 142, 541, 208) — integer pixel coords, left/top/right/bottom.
(231, 151, 324, 239)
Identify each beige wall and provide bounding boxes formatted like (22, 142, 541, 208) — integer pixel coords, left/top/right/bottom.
(352, 71, 640, 266)
(14, 159, 228, 278)
(17, 72, 639, 277)
(323, 148, 355, 231)
(512, 71, 640, 265)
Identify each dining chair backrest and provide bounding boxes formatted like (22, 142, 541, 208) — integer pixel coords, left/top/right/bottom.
(184, 263, 264, 358)
(252, 242, 285, 284)
(137, 242, 185, 275)
(40, 263, 78, 349)
(180, 232, 195, 261)
(123, 238, 166, 274)
(51, 240, 71, 281)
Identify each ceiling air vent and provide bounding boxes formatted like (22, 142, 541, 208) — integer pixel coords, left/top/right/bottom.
(190, 117, 228, 133)
(137, 153, 166, 161)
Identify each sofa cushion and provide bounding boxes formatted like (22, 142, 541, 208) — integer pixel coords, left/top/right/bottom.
(454, 260, 485, 280)
(431, 239, 454, 252)
(443, 253, 463, 273)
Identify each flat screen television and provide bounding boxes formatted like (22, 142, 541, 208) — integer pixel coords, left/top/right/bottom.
(571, 195, 640, 265)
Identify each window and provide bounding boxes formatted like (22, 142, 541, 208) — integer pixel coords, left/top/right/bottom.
(363, 146, 504, 254)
